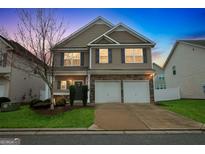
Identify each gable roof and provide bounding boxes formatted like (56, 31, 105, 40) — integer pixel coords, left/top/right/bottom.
(52, 16, 114, 49)
(163, 40, 205, 69)
(103, 23, 156, 46)
(0, 35, 14, 49)
(88, 34, 120, 45)
(180, 40, 205, 48)
(0, 35, 43, 65)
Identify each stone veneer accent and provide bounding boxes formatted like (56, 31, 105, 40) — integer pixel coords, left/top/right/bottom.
(90, 74, 155, 104)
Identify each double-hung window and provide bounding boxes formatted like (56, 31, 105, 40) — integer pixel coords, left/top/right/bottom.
(125, 48, 143, 63)
(64, 53, 80, 66)
(99, 49, 108, 63)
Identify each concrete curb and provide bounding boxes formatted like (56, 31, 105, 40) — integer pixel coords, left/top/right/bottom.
(0, 123, 204, 134)
(0, 130, 203, 135)
(0, 128, 204, 135)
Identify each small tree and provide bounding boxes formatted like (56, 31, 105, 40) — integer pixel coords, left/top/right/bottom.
(15, 9, 66, 110)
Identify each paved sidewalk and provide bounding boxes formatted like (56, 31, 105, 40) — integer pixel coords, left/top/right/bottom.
(95, 103, 203, 130)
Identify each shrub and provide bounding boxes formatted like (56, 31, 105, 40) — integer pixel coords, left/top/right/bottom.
(43, 98, 51, 104)
(32, 102, 50, 109)
(56, 98, 66, 106)
(30, 99, 42, 107)
(82, 85, 88, 106)
(69, 85, 76, 106)
(0, 97, 11, 107)
(1, 102, 20, 112)
(30, 99, 51, 109)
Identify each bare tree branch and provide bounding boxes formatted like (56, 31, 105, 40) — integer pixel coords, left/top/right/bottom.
(15, 8, 67, 109)
(0, 26, 10, 40)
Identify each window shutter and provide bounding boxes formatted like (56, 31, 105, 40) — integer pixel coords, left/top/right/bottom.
(143, 48, 147, 63)
(3, 53, 7, 67)
(121, 48, 125, 63)
(60, 53, 64, 66)
(95, 48, 99, 64)
(108, 48, 112, 63)
(80, 52, 84, 66)
(57, 81, 61, 89)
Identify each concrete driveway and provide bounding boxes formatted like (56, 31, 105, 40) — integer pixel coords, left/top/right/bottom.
(94, 103, 203, 130)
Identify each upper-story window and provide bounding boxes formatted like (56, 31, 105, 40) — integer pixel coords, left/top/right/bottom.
(125, 48, 143, 63)
(172, 65, 176, 75)
(64, 53, 80, 66)
(99, 49, 108, 63)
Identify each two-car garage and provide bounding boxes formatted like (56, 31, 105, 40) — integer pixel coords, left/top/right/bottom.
(95, 80, 150, 103)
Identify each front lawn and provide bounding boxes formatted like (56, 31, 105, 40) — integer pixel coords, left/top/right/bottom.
(158, 99, 205, 123)
(0, 106, 94, 128)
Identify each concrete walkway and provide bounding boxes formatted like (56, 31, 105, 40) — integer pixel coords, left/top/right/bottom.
(95, 103, 203, 130)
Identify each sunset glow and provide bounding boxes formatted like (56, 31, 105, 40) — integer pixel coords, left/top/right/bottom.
(1, 8, 205, 66)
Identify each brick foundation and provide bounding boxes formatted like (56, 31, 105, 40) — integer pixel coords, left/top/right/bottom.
(90, 74, 155, 104)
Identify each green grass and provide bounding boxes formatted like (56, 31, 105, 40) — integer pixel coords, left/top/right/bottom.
(158, 99, 205, 123)
(0, 106, 94, 128)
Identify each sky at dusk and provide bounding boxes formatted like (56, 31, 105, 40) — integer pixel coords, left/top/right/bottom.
(0, 8, 205, 66)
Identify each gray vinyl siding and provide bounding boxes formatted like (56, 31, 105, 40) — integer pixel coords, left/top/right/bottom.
(164, 43, 205, 99)
(57, 24, 111, 48)
(108, 30, 146, 44)
(91, 47, 152, 69)
(9, 54, 44, 102)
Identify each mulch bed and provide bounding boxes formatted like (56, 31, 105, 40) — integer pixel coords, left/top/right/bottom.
(33, 103, 95, 116)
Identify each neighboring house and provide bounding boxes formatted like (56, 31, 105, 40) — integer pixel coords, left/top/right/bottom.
(153, 63, 166, 89)
(164, 40, 205, 99)
(51, 16, 155, 103)
(0, 35, 45, 102)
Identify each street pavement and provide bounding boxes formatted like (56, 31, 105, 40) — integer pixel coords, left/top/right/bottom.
(1, 133, 205, 145)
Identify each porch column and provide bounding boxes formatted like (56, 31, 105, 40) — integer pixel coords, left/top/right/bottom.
(89, 47, 92, 69)
(87, 73, 91, 103)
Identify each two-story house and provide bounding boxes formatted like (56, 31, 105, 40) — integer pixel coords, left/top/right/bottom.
(51, 17, 155, 103)
(164, 40, 205, 99)
(0, 35, 45, 102)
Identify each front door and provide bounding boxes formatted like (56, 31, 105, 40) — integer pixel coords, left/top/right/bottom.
(74, 81, 83, 100)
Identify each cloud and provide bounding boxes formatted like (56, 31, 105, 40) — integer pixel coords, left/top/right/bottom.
(152, 51, 167, 67)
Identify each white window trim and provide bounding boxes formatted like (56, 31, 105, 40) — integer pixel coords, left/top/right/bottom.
(64, 52, 81, 66)
(125, 48, 144, 64)
(60, 80, 67, 90)
(99, 48, 109, 64)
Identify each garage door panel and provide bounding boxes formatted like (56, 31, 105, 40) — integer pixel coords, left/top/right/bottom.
(95, 81, 121, 103)
(123, 81, 150, 103)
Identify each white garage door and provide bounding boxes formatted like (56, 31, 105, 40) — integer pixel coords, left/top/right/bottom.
(123, 80, 150, 103)
(95, 81, 121, 103)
